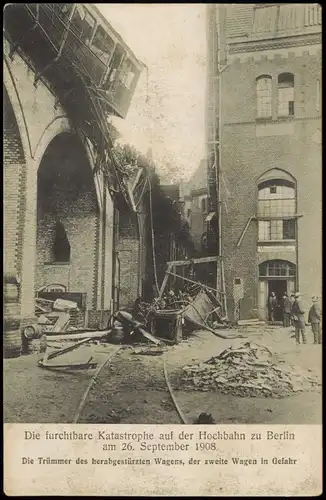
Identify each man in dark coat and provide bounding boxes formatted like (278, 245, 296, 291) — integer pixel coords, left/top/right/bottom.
(268, 292, 277, 321)
(291, 292, 306, 344)
(308, 296, 321, 344)
(282, 293, 292, 327)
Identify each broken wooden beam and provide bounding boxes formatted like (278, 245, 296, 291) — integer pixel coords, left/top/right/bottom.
(166, 271, 225, 297)
(38, 359, 97, 370)
(158, 262, 173, 298)
(187, 318, 247, 340)
(138, 327, 163, 345)
(46, 337, 92, 361)
(237, 318, 261, 325)
(166, 256, 220, 266)
(46, 330, 111, 342)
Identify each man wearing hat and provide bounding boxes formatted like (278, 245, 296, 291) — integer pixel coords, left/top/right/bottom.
(291, 292, 306, 344)
(268, 292, 278, 322)
(308, 296, 321, 344)
(282, 293, 292, 327)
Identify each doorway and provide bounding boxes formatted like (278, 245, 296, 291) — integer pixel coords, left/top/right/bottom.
(267, 279, 287, 321)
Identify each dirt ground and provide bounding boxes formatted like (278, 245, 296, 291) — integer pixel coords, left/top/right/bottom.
(3, 324, 322, 424)
(3, 343, 119, 423)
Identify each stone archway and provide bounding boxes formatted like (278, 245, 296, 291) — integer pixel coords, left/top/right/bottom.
(36, 132, 100, 316)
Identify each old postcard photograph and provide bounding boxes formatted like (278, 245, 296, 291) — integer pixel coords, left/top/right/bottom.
(3, 3, 322, 496)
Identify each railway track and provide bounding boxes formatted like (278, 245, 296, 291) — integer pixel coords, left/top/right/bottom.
(73, 345, 188, 425)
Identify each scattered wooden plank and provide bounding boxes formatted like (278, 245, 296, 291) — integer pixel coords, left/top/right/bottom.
(158, 262, 173, 298)
(188, 318, 246, 340)
(139, 327, 163, 345)
(46, 337, 92, 361)
(36, 297, 55, 304)
(46, 330, 111, 342)
(237, 318, 261, 326)
(38, 359, 97, 370)
(166, 271, 225, 297)
(166, 256, 220, 266)
(35, 303, 47, 313)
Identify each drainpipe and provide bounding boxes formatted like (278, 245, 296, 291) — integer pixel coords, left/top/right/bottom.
(100, 181, 107, 326)
(116, 251, 121, 311)
(111, 207, 118, 317)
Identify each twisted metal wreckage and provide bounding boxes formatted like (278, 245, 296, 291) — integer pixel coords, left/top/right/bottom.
(4, 3, 145, 210)
(5, 4, 244, 371)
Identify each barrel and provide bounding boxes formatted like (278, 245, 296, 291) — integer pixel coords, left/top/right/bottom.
(22, 323, 44, 340)
(3, 275, 22, 358)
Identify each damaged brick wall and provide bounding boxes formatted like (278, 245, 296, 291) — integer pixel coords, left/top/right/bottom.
(4, 89, 26, 284)
(3, 89, 27, 356)
(116, 210, 140, 309)
(36, 134, 100, 311)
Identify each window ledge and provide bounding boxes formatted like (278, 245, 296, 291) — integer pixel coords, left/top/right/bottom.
(44, 262, 70, 266)
(257, 216, 297, 220)
(258, 240, 296, 245)
(255, 117, 273, 123)
(276, 115, 295, 121)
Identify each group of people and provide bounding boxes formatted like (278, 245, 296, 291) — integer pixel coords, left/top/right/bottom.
(268, 292, 321, 345)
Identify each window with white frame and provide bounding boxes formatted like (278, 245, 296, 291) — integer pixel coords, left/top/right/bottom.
(91, 25, 115, 64)
(258, 219, 295, 241)
(258, 180, 296, 242)
(256, 75, 272, 118)
(259, 260, 296, 277)
(70, 5, 96, 45)
(118, 58, 136, 89)
(278, 73, 294, 117)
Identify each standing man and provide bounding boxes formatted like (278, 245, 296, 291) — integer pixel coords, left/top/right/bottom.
(268, 292, 278, 322)
(290, 294, 295, 326)
(282, 293, 292, 327)
(308, 296, 322, 344)
(291, 292, 306, 345)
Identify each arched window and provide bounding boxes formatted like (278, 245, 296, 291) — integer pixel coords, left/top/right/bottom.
(256, 75, 272, 118)
(53, 222, 71, 262)
(258, 178, 296, 242)
(278, 73, 294, 117)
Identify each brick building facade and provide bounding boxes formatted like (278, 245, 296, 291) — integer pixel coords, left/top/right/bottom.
(207, 4, 322, 320)
(180, 160, 209, 255)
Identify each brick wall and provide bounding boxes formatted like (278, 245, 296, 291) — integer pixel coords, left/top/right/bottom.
(116, 210, 140, 309)
(219, 49, 322, 319)
(36, 190, 99, 310)
(5, 46, 115, 333)
(36, 135, 100, 310)
(4, 90, 26, 287)
(189, 192, 208, 252)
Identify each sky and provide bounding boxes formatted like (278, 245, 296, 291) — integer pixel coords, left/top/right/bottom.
(96, 4, 207, 182)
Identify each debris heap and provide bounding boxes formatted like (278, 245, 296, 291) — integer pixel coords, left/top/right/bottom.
(181, 342, 321, 398)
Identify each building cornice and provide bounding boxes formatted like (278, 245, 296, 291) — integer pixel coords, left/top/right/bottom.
(228, 32, 321, 54)
(224, 116, 321, 127)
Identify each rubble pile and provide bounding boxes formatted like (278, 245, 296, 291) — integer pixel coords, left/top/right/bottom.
(181, 341, 321, 398)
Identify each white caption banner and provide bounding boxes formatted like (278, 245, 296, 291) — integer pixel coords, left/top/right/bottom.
(4, 424, 322, 496)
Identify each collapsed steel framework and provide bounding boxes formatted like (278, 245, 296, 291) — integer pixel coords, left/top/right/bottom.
(4, 3, 144, 209)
